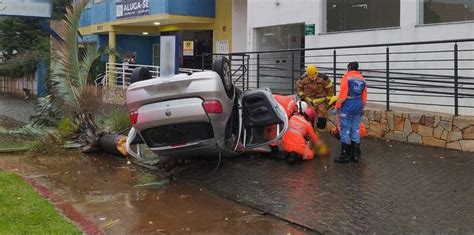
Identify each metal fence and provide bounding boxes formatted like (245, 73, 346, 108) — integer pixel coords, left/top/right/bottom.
(202, 39, 474, 116)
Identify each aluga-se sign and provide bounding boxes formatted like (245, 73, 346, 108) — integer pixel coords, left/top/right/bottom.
(0, 0, 52, 18)
(116, 0, 150, 19)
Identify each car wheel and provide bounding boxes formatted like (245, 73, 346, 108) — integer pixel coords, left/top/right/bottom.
(212, 56, 234, 99)
(130, 67, 152, 84)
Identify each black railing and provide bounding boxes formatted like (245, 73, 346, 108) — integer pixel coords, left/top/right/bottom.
(202, 38, 474, 116)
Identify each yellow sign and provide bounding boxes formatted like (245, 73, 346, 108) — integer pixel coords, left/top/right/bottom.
(183, 41, 194, 56)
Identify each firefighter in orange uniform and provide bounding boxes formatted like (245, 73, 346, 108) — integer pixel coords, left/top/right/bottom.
(267, 95, 297, 155)
(281, 108, 321, 164)
(296, 65, 334, 130)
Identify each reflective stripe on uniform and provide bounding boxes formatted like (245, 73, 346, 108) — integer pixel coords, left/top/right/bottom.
(325, 80, 333, 89)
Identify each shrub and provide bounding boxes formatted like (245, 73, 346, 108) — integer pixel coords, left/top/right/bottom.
(96, 108, 131, 133)
(57, 117, 79, 138)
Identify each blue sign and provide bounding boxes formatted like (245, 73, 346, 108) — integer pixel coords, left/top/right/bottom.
(116, 0, 150, 19)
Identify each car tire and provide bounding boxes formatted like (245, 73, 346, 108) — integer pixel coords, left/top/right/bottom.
(130, 67, 152, 84)
(212, 56, 234, 99)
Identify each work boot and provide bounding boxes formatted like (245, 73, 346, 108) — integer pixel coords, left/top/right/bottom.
(351, 142, 361, 162)
(286, 152, 301, 165)
(334, 143, 351, 164)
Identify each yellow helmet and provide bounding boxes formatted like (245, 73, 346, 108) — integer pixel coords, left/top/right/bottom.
(306, 65, 318, 78)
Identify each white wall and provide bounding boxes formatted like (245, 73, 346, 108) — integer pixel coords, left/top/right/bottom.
(241, 0, 474, 115)
(232, 0, 248, 53)
(247, 0, 317, 51)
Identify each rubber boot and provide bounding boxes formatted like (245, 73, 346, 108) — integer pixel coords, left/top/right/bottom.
(351, 142, 361, 162)
(334, 143, 351, 164)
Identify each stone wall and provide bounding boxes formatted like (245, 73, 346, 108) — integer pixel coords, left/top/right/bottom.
(327, 108, 474, 152)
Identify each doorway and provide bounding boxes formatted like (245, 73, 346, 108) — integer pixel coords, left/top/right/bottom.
(256, 23, 305, 94)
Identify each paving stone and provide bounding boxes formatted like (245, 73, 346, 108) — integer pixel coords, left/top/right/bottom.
(190, 132, 474, 234)
(367, 110, 375, 121)
(362, 115, 369, 127)
(448, 131, 463, 142)
(367, 129, 383, 138)
(440, 114, 454, 122)
(369, 121, 388, 136)
(403, 118, 412, 136)
(418, 125, 433, 137)
(434, 115, 441, 128)
(374, 111, 382, 122)
(422, 137, 446, 148)
(394, 117, 405, 131)
(407, 133, 422, 144)
(424, 115, 435, 128)
(410, 113, 423, 123)
(453, 116, 474, 130)
(440, 121, 453, 131)
(387, 112, 394, 130)
(462, 126, 474, 140)
(392, 131, 407, 142)
(441, 130, 449, 141)
(460, 140, 474, 152)
(446, 141, 462, 151)
(433, 126, 444, 139)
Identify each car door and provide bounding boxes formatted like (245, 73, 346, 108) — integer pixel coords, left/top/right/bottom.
(240, 88, 288, 149)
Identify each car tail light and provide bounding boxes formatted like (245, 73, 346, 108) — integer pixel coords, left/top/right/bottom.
(203, 100, 223, 113)
(129, 111, 138, 124)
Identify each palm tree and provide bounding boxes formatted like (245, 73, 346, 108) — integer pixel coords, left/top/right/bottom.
(50, 0, 111, 152)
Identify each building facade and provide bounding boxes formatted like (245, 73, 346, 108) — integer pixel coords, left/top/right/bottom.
(78, 0, 232, 69)
(231, 0, 474, 114)
(235, 0, 474, 52)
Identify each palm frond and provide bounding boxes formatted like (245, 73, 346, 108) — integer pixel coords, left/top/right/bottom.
(30, 95, 62, 127)
(78, 45, 108, 88)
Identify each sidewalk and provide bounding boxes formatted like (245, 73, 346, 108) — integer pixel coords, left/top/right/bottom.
(0, 94, 36, 124)
(184, 133, 474, 233)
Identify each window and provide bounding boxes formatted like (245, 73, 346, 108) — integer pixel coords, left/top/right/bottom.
(423, 0, 474, 24)
(326, 0, 400, 32)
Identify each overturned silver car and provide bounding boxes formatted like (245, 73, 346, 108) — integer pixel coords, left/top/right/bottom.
(125, 57, 288, 159)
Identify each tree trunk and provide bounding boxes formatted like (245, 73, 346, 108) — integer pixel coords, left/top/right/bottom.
(78, 112, 103, 153)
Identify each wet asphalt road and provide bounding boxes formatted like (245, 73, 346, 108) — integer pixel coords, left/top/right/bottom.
(181, 134, 474, 234)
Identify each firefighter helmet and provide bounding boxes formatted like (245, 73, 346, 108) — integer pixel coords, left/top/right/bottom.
(306, 65, 318, 78)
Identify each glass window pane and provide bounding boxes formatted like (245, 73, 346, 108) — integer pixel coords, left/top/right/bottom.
(327, 0, 400, 32)
(424, 0, 474, 24)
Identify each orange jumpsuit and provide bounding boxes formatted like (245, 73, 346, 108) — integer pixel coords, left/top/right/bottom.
(281, 115, 319, 160)
(266, 95, 296, 147)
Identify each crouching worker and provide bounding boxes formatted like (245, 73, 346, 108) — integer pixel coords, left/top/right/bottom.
(281, 108, 323, 165)
(266, 95, 297, 156)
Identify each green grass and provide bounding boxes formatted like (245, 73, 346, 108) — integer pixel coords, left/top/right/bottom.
(0, 172, 81, 235)
(0, 138, 31, 150)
